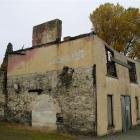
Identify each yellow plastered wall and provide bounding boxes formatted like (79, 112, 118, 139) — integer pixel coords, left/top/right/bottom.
(8, 36, 95, 76)
(93, 36, 140, 136)
(92, 37, 108, 136)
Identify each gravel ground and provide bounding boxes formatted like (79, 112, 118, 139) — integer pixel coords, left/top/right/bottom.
(76, 126, 140, 140)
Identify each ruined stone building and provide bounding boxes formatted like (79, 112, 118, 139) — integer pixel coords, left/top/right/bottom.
(0, 19, 140, 136)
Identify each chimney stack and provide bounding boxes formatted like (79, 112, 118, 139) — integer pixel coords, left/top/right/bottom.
(32, 19, 62, 46)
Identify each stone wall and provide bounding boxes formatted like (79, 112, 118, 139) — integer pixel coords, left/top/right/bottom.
(0, 71, 5, 120)
(6, 66, 96, 134)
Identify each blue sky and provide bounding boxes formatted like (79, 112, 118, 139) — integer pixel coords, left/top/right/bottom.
(0, 0, 140, 64)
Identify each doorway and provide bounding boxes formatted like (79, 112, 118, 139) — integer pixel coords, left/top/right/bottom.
(121, 96, 132, 132)
(31, 94, 61, 130)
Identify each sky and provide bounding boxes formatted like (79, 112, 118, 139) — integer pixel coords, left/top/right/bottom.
(0, 0, 140, 64)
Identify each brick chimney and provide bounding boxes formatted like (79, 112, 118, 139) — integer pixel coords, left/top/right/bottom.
(32, 19, 62, 46)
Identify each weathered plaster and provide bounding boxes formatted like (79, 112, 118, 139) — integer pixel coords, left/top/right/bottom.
(6, 66, 96, 134)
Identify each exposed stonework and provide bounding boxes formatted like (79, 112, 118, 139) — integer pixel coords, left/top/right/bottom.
(6, 67, 96, 134)
(0, 71, 4, 120)
(0, 71, 4, 94)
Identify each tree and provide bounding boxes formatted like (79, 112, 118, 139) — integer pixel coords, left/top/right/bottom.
(0, 43, 13, 121)
(1, 43, 13, 71)
(90, 3, 140, 59)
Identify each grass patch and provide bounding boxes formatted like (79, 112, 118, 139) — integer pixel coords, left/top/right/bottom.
(0, 122, 75, 140)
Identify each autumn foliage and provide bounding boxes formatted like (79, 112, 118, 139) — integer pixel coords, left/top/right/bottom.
(90, 3, 140, 59)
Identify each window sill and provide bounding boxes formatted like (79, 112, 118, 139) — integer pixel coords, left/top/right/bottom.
(106, 74, 118, 79)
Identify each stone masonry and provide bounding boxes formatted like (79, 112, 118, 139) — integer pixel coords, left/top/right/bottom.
(6, 66, 96, 134)
(0, 71, 5, 120)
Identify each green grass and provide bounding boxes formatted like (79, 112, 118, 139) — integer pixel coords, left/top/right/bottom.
(0, 122, 75, 140)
